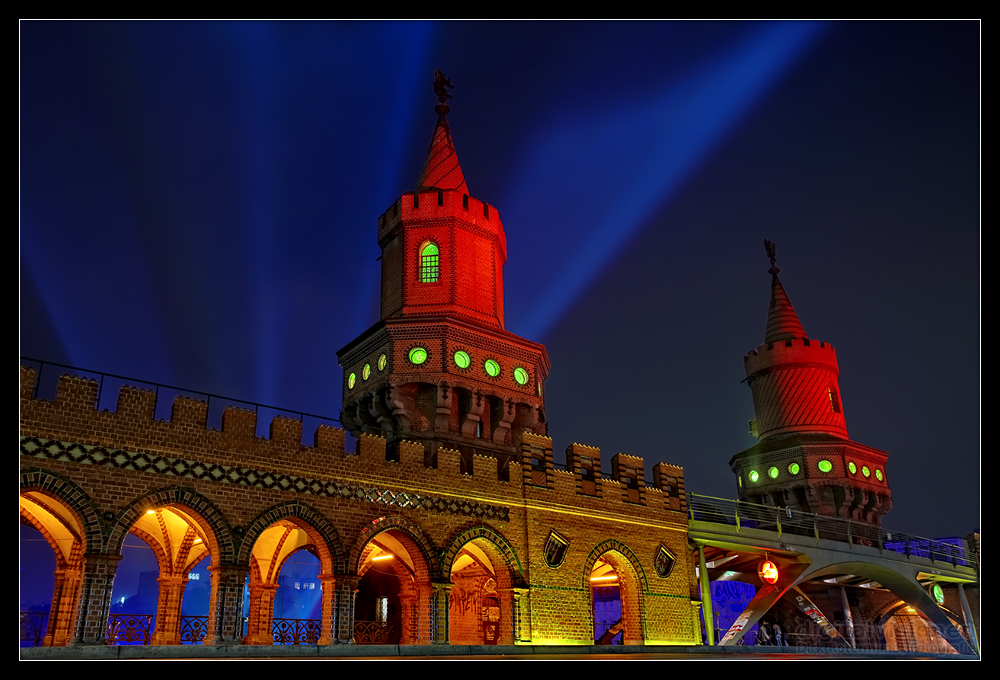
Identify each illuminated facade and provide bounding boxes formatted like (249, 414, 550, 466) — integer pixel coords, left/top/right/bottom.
(19, 80, 698, 649)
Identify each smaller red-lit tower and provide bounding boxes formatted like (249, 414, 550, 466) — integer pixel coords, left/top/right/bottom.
(729, 241, 891, 524)
(337, 72, 549, 474)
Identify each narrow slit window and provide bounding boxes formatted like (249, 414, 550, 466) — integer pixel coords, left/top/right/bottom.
(420, 241, 439, 283)
(828, 386, 841, 413)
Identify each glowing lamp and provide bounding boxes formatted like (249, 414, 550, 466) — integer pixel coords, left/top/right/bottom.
(757, 559, 779, 585)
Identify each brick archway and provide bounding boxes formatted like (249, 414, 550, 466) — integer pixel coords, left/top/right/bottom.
(583, 539, 648, 646)
(350, 514, 440, 578)
(239, 501, 345, 573)
(19, 469, 101, 647)
(442, 524, 525, 586)
(20, 468, 104, 553)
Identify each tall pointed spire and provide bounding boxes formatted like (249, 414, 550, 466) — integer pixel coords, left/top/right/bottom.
(763, 239, 806, 343)
(417, 70, 469, 194)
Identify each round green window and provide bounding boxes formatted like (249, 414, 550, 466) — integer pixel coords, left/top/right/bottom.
(409, 347, 428, 365)
(875, 469, 884, 482)
(768, 466, 779, 479)
(454, 350, 470, 369)
(749, 470, 759, 483)
(348, 372, 356, 389)
(377, 354, 387, 371)
(513, 367, 529, 385)
(848, 461, 857, 474)
(788, 462, 800, 475)
(484, 359, 500, 377)
(862, 465, 871, 478)
(362, 363, 371, 380)
(818, 460, 833, 473)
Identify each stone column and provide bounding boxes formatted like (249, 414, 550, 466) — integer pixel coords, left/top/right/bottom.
(430, 582, 452, 644)
(205, 564, 247, 645)
(150, 574, 187, 645)
(43, 565, 83, 647)
(72, 553, 122, 646)
(317, 575, 337, 645)
(336, 575, 360, 643)
(243, 582, 278, 645)
(512, 586, 530, 644)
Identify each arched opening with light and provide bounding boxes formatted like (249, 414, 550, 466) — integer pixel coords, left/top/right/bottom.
(19, 491, 84, 647)
(589, 551, 643, 645)
(448, 538, 515, 645)
(354, 529, 431, 645)
(243, 518, 334, 645)
(108, 506, 215, 645)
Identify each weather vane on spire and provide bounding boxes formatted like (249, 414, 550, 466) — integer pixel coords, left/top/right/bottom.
(433, 70, 454, 104)
(764, 239, 779, 275)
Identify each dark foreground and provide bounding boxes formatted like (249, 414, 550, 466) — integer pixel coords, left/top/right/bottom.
(21, 644, 978, 661)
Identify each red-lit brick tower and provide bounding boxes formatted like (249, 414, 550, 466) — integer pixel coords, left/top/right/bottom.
(729, 241, 891, 523)
(337, 72, 549, 473)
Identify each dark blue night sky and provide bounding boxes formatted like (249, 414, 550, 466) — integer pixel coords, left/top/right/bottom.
(20, 21, 979, 539)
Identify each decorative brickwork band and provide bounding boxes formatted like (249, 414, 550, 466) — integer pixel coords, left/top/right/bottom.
(22, 437, 510, 526)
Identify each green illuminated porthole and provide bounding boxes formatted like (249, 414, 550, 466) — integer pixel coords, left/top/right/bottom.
(513, 367, 529, 385)
(409, 347, 428, 365)
(484, 359, 500, 377)
(931, 583, 944, 604)
(749, 470, 759, 483)
(362, 363, 371, 380)
(788, 462, 800, 475)
(848, 461, 857, 474)
(768, 466, 779, 479)
(818, 460, 833, 473)
(348, 372, 356, 389)
(453, 350, 470, 369)
(862, 465, 871, 478)
(377, 354, 387, 371)
(875, 468, 884, 482)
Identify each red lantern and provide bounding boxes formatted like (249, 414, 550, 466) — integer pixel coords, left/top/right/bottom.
(758, 559, 779, 585)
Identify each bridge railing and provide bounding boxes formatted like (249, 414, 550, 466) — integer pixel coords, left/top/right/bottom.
(688, 494, 974, 567)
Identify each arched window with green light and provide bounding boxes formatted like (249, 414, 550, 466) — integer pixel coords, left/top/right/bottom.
(419, 241, 440, 283)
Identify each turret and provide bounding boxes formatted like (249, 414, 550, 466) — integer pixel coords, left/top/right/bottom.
(729, 241, 891, 524)
(337, 72, 549, 476)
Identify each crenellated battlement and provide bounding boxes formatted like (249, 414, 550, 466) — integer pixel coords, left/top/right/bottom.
(378, 188, 506, 248)
(20, 366, 687, 520)
(744, 336, 839, 377)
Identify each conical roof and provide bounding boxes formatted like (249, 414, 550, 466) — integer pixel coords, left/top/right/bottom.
(764, 268, 807, 343)
(416, 105, 469, 194)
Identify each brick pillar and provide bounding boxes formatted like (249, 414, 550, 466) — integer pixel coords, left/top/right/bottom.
(243, 582, 278, 645)
(318, 575, 337, 645)
(43, 565, 84, 647)
(431, 582, 452, 644)
(398, 592, 416, 644)
(336, 575, 359, 643)
(150, 574, 186, 645)
(205, 564, 246, 645)
(72, 553, 122, 645)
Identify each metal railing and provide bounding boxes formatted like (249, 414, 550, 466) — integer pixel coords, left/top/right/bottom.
(688, 494, 974, 567)
(20, 358, 340, 443)
(353, 621, 397, 644)
(272, 617, 321, 645)
(19, 612, 47, 647)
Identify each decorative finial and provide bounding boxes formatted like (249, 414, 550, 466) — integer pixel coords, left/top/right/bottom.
(764, 239, 779, 275)
(433, 70, 454, 116)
